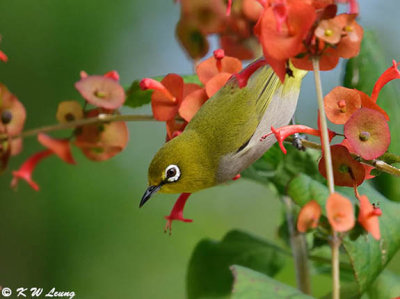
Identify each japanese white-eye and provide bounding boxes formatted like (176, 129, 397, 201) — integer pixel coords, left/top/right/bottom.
(140, 60, 307, 207)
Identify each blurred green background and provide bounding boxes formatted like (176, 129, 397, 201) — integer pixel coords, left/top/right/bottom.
(0, 0, 399, 298)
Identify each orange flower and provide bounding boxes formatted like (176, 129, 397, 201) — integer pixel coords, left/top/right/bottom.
(196, 49, 242, 85)
(75, 109, 129, 161)
(334, 14, 363, 59)
(297, 200, 321, 232)
(324, 86, 361, 124)
(326, 192, 355, 232)
(140, 74, 202, 121)
(358, 195, 381, 240)
(254, 0, 316, 81)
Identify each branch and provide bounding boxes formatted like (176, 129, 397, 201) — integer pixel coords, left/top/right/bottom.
(286, 136, 400, 177)
(0, 114, 155, 142)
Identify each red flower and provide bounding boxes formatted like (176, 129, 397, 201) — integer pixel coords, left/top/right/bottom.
(141, 74, 204, 122)
(344, 108, 390, 160)
(319, 145, 365, 187)
(38, 133, 76, 164)
(75, 75, 125, 110)
(75, 109, 129, 161)
(11, 150, 53, 191)
(324, 86, 361, 124)
(196, 49, 242, 85)
(297, 200, 321, 233)
(357, 195, 381, 240)
(326, 192, 355, 232)
(0, 50, 8, 62)
(254, 0, 316, 81)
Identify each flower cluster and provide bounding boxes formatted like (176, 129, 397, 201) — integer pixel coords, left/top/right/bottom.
(140, 49, 242, 140)
(176, 0, 263, 60)
(254, 0, 363, 81)
(267, 61, 400, 240)
(11, 71, 129, 190)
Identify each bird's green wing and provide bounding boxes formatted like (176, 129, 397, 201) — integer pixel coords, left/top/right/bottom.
(186, 63, 281, 157)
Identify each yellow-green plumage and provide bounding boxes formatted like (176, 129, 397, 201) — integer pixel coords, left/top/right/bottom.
(147, 61, 307, 196)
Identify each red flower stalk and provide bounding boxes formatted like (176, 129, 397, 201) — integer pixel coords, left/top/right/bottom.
(357, 195, 381, 240)
(261, 124, 336, 154)
(0, 50, 8, 62)
(103, 70, 120, 81)
(165, 193, 193, 233)
(232, 58, 266, 88)
(297, 200, 321, 233)
(326, 192, 355, 232)
(370, 60, 400, 103)
(38, 133, 76, 164)
(140, 78, 177, 103)
(11, 150, 53, 191)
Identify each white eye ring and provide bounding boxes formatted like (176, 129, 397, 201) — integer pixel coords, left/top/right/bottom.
(165, 164, 181, 182)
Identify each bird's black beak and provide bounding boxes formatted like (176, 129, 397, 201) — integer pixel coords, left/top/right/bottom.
(140, 184, 162, 208)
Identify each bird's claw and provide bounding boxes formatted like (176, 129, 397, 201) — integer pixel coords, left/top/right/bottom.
(292, 133, 307, 151)
(163, 193, 192, 234)
(164, 215, 193, 235)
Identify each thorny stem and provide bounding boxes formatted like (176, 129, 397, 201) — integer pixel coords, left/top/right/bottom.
(2, 112, 400, 178)
(312, 57, 339, 299)
(282, 196, 311, 294)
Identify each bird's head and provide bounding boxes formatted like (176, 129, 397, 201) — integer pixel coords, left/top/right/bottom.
(140, 131, 216, 207)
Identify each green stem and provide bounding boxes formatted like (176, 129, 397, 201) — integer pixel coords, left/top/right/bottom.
(331, 233, 341, 299)
(282, 196, 311, 294)
(312, 58, 335, 194)
(0, 114, 155, 141)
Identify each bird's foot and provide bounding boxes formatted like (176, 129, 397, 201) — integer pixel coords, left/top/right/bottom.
(164, 193, 193, 235)
(292, 133, 307, 151)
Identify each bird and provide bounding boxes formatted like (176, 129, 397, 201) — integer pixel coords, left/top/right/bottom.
(140, 59, 307, 207)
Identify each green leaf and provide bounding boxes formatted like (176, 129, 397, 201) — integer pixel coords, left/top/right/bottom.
(124, 75, 201, 109)
(124, 80, 153, 108)
(343, 31, 400, 200)
(230, 265, 313, 299)
(287, 173, 329, 209)
(242, 144, 322, 195)
(366, 270, 400, 299)
(186, 230, 287, 299)
(288, 173, 400, 295)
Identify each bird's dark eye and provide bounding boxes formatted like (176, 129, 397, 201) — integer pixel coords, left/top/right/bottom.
(165, 164, 180, 182)
(167, 168, 176, 178)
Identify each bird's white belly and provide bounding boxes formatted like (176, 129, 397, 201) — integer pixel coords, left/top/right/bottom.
(217, 85, 300, 182)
